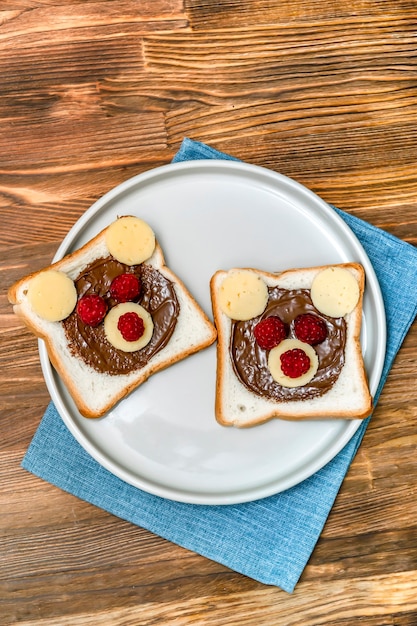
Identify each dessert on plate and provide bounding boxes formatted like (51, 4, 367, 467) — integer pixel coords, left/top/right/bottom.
(8, 216, 217, 418)
(210, 263, 372, 427)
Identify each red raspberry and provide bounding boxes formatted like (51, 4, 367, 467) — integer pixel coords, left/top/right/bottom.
(76, 294, 107, 327)
(254, 316, 287, 350)
(117, 311, 145, 342)
(293, 313, 327, 345)
(280, 348, 311, 378)
(110, 273, 141, 303)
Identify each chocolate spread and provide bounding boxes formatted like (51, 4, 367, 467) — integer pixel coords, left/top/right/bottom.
(231, 287, 346, 401)
(63, 256, 179, 374)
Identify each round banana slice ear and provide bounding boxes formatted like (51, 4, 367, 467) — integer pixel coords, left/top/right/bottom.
(104, 303, 154, 352)
(311, 266, 359, 318)
(218, 270, 269, 321)
(27, 270, 77, 322)
(268, 338, 319, 388)
(105, 216, 155, 266)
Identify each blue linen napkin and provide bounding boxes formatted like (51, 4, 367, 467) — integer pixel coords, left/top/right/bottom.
(22, 138, 417, 593)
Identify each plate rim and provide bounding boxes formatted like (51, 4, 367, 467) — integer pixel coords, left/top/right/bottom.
(38, 159, 386, 504)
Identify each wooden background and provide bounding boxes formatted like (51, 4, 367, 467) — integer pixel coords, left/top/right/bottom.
(1, 1, 416, 624)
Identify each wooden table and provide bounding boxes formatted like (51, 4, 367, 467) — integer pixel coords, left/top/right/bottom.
(1, 2, 416, 624)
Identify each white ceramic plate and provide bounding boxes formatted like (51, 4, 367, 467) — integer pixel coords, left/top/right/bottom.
(39, 160, 386, 505)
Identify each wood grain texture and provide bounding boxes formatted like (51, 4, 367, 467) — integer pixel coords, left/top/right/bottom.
(1, 1, 416, 624)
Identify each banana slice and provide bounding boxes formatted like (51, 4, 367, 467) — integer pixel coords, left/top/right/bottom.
(104, 302, 154, 352)
(311, 266, 359, 318)
(105, 216, 155, 266)
(27, 270, 77, 322)
(268, 338, 319, 388)
(218, 270, 268, 321)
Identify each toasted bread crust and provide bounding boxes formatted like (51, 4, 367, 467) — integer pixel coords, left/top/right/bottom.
(9, 221, 217, 418)
(210, 263, 372, 427)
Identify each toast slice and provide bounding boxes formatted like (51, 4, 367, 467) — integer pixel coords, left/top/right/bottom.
(8, 216, 217, 418)
(210, 263, 372, 427)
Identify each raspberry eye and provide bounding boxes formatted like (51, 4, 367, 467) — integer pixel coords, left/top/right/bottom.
(253, 316, 287, 350)
(293, 313, 327, 345)
(76, 294, 107, 327)
(110, 273, 141, 303)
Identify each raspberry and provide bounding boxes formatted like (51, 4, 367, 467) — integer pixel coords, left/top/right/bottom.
(110, 273, 141, 303)
(293, 313, 327, 345)
(117, 311, 145, 342)
(280, 348, 311, 378)
(253, 316, 287, 350)
(76, 294, 107, 327)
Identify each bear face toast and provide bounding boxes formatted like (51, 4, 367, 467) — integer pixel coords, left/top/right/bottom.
(8, 216, 217, 418)
(210, 263, 373, 427)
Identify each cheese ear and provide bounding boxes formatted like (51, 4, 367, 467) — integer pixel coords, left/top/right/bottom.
(8, 218, 217, 419)
(210, 263, 372, 428)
